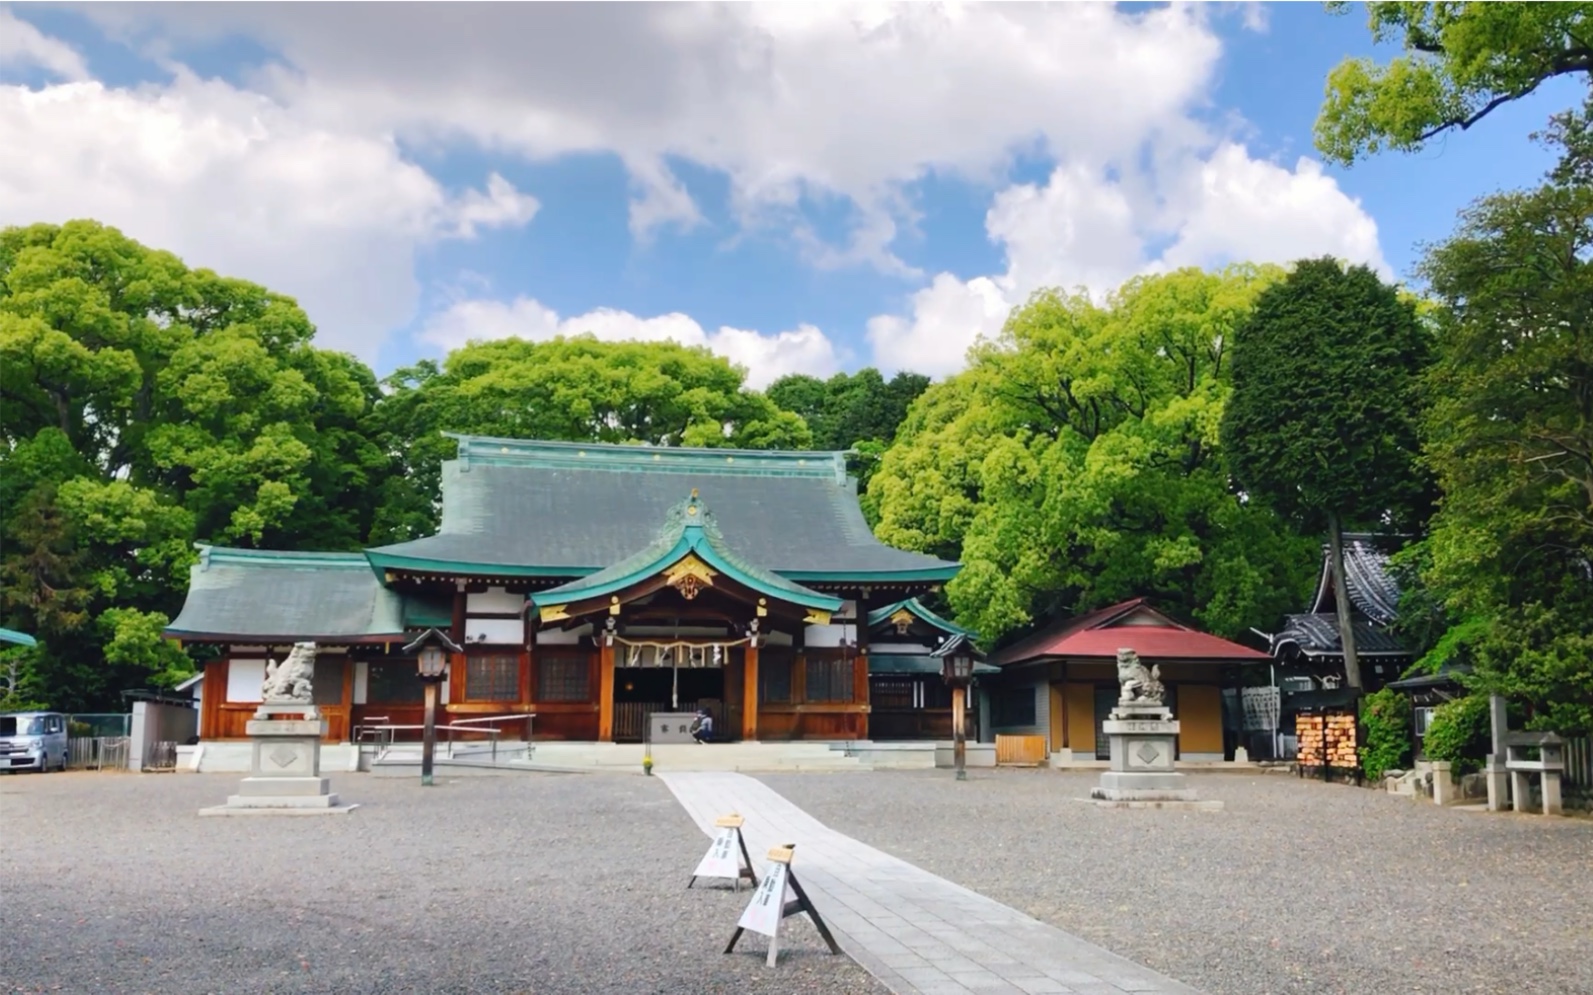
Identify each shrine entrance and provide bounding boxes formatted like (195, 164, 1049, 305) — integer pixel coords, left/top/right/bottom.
(611, 644, 729, 742)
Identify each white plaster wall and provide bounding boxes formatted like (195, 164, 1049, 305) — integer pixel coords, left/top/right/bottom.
(464, 617, 523, 644)
(537, 624, 591, 645)
(805, 624, 857, 647)
(226, 659, 265, 703)
(467, 587, 523, 614)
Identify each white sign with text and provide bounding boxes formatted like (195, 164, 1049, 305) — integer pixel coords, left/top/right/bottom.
(736, 859, 790, 938)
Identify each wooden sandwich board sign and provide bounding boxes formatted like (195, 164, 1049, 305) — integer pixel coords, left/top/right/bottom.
(689, 814, 759, 892)
(724, 844, 841, 967)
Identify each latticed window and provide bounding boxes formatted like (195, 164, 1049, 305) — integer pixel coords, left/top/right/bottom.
(759, 646, 794, 704)
(870, 677, 914, 710)
(366, 662, 425, 704)
(466, 653, 519, 702)
(804, 652, 854, 703)
(311, 657, 346, 706)
(536, 650, 590, 702)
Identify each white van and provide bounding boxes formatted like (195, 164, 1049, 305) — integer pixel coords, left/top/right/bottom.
(0, 711, 69, 772)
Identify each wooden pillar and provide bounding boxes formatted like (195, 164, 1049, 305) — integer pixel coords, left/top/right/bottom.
(449, 584, 468, 706)
(598, 642, 615, 742)
(743, 644, 760, 741)
(853, 592, 870, 739)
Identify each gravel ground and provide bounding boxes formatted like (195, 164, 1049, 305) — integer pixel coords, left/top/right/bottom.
(0, 771, 883, 995)
(762, 768, 1593, 995)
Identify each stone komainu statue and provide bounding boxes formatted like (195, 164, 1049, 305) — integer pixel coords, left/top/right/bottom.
(1115, 647, 1164, 705)
(261, 642, 316, 703)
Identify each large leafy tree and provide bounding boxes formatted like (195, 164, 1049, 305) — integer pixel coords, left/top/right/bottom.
(767, 367, 930, 495)
(1315, 2, 1593, 165)
(871, 265, 1316, 644)
(0, 220, 386, 709)
(1220, 258, 1432, 688)
(1417, 144, 1593, 732)
(368, 337, 813, 543)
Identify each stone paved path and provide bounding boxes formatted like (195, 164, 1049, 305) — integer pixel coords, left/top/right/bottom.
(661, 771, 1201, 995)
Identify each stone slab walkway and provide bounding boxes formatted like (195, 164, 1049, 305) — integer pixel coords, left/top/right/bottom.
(661, 771, 1201, 995)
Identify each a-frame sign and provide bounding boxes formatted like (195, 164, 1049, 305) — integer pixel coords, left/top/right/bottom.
(688, 814, 759, 891)
(724, 844, 841, 967)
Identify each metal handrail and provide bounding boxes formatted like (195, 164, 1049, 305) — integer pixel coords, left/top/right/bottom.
(363, 714, 535, 765)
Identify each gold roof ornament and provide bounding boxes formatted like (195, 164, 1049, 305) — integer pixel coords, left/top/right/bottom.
(889, 608, 915, 635)
(663, 553, 717, 600)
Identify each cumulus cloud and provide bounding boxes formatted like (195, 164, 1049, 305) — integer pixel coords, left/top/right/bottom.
(421, 297, 842, 389)
(78, 3, 1227, 265)
(0, 73, 537, 359)
(0, 9, 90, 81)
(867, 144, 1387, 377)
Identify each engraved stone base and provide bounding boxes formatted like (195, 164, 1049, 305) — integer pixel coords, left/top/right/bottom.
(201, 709, 356, 817)
(1091, 703, 1219, 810)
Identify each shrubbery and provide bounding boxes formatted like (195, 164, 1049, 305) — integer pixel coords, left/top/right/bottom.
(1422, 694, 1492, 775)
(1359, 688, 1412, 781)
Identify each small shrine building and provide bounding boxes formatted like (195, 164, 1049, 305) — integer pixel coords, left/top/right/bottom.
(165, 435, 967, 744)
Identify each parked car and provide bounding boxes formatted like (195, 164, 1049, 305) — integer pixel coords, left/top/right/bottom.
(0, 711, 69, 772)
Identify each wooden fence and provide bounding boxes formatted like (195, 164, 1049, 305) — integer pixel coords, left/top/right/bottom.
(1565, 735, 1592, 789)
(67, 736, 129, 771)
(995, 734, 1047, 766)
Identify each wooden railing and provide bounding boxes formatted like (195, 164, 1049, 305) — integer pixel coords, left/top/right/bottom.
(995, 734, 1047, 766)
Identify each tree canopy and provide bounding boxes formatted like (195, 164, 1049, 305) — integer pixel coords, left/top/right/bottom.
(0, 220, 385, 710)
(1415, 151, 1593, 732)
(766, 367, 930, 497)
(1315, 2, 1593, 165)
(870, 265, 1317, 644)
(366, 337, 813, 544)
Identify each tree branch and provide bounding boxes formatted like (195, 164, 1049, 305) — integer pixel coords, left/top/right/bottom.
(1417, 55, 1593, 143)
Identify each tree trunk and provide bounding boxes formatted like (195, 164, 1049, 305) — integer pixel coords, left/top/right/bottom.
(1327, 511, 1363, 689)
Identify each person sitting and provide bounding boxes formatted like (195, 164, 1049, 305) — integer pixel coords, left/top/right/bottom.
(690, 709, 714, 744)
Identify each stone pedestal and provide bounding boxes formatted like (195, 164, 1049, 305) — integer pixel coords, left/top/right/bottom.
(201, 704, 357, 817)
(1089, 703, 1222, 811)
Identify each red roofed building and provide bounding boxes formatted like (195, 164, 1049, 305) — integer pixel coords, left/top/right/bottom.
(986, 598, 1269, 763)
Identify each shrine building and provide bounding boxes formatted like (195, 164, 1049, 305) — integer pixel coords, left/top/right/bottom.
(165, 434, 974, 745)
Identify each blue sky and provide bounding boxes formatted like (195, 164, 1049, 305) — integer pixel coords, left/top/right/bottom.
(0, 3, 1576, 385)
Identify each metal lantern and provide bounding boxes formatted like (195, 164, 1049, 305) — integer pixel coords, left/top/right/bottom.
(400, 628, 464, 787)
(417, 643, 449, 679)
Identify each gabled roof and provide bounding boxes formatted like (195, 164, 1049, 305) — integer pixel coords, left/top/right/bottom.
(529, 492, 842, 615)
(1311, 533, 1402, 625)
(867, 598, 975, 640)
(1272, 613, 1409, 658)
(165, 546, 408, 644)
(992, 598, 1270, 667)
(365, 435, 960, 583)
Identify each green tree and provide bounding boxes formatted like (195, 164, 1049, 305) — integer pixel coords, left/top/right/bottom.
(767, 367, 931, 494)
(0, 220, 386, 709)
(871, 265, 1316, 643)
(368, 337, 813, 543)
(1359, 687, 1412, 780)
(1220, 258, 1431, 688)
(1315, 2, 1593, 165)
(1417, 151, 1593, 733)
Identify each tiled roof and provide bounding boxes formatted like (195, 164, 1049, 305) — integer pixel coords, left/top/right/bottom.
(165, 547, 408, 643)
(992, 598, 1270, 666)
(868, 654, 1000, 676)
(0, 627, 37, 647)
(1312, 533, 1402, 625)
(866, 598, 975, 639)
(529, 492, 841, 613)
(1272, 613, 1408, 657)
(366, 435, 959, 582)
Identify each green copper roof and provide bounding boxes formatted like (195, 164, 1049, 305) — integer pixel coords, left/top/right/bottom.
(367, 435, 960, 583)
(530, 493, 842, 613)
(868, 654, 999, 676)
(867, 598, 976, 639)
(0, 627, 37, 648)
(165, 546, 409, 642)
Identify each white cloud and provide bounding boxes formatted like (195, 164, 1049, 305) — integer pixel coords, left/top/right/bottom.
(0, 9, 90, 81)
(0, 73, 537, 359)
(77, 3, 1230, 273)
(421, 297, 841, 389)
(867, 144, 1387, 377)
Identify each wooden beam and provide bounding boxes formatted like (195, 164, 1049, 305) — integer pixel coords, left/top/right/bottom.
(743, 644, 760, 741)
(598, 642, 616, 742)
